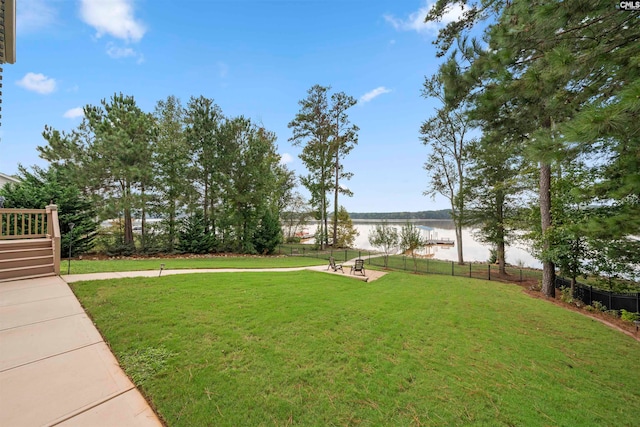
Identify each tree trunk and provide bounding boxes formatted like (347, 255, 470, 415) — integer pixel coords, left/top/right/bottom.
(203, 177, 209, 228)
(497, 240, 506, 275)
(323, 192, 329, 248)
(124, 208, 133, 246)
(169, 204, 175, 253)
(540, 162, 556, 297)
(210, 196, 215, 234)
(496, 191, 506, 275)
(570, 277, 576, 295)
(318, 195, 324, 251)
(451, 197, 464, 264)
(333, 150, 339, 247)
(455, 224, 464, 265)
(124, 181, 134, 246)
(141, 184, 146, 252)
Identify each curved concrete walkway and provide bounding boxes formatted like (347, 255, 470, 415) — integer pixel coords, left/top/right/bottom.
(0, 261, 386, 426)
(63, 261, 388, 284)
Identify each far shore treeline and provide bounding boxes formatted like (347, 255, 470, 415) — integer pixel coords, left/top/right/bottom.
(349, 210, 451, 220)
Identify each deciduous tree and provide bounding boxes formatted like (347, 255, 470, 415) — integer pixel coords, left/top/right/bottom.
(329, 206, 358, 249)
(421, 59, 475, 265)
(400, 222, 424, 272)
(289, 85, 358, 249)
(368, 221, 399, 268)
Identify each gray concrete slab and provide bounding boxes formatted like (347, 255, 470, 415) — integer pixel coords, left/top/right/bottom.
(0, 275, 163, 426)
(0, 313, 102, 371)
(0, 295, 84, 331)
(0, 279, 73, 307)
(0, 342, 135, 426)
(56, 389, 162, 427)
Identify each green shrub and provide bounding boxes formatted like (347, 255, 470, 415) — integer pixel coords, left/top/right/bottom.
(560, 287, 574, 304)
(253, 210, 282, 255)
(620, 309, 640, 323)
(592, 301, 607, 312)
(178, 211, 215, 254)
(93, 225, 135, 256)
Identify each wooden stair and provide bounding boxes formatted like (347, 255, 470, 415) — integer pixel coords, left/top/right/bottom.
(0, 238, 56, 282)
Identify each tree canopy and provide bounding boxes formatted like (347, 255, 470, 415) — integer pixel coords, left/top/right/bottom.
(37, 93, 290, 255)
(425, 0, 640, 291)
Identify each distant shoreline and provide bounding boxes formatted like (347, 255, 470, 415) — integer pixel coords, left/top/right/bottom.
(348, 209, 452, 221)
(307, 218, 456, 229)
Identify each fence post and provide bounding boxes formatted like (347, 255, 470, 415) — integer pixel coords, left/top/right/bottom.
(403, 256, 406, 270)
(589, 286, 593, 306)
(609, 291, 612, 311)
(520, 269, 522, 282)
(426, 258, 429, 273)
(359, 250, 361, 259)
(302, 248, 305, 256)
(451, 261, 454, 276)
(469, 263, 472, 278)
(637, 292, 639, 313)
(368, 252, 370, 264)
(488, 264, 491, 281)
(345, 249, 347, 262)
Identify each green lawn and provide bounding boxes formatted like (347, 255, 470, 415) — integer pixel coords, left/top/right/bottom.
(62, 256, 327, 274)
(71, 271, 640, 427)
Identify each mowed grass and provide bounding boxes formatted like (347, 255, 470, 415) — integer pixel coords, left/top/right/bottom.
(62, 256, 327, 274)
(71, 271, 640, 427)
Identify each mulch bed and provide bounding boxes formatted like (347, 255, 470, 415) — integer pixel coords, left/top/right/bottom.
(514, 280, 640, 341)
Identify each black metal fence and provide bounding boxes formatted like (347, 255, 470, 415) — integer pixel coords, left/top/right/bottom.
(555, 277, 640, 313)
(367, 254, 545, 282)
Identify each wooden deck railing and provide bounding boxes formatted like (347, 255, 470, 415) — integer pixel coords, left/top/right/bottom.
(0, 205, 61, 274)
(0, 208, 48, 239)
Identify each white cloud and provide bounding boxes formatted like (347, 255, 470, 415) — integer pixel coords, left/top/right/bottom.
(63, 107, 84, 119)
(384, 1, 467, 35)
(79, 0, 146, 42)
(280, 153, 294, 165)
(16, 0, 57, 35)
(359, 87, 392, 104)
(106, 42, 144, 63)
(106, 44, 136, 58)
(16, 73, 57, 94)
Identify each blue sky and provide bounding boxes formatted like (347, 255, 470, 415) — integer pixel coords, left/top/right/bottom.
(1, 0, 467, 212)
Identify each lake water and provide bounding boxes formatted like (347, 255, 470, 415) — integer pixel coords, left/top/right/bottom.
(305, 220, 542, 269)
